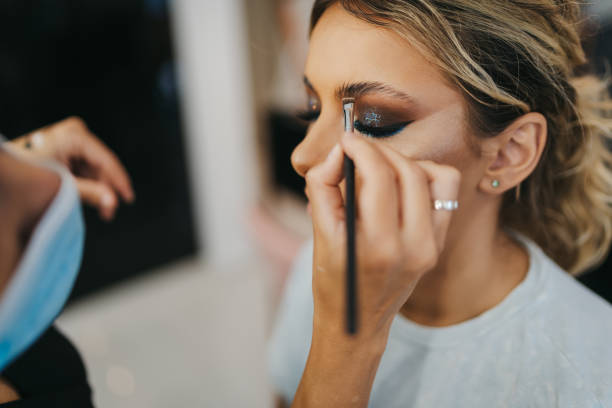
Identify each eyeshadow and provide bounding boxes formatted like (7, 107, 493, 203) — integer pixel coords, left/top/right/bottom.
(364, 111, 382, 126)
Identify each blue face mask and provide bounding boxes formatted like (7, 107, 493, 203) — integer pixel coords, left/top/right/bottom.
(0, 158, 85, 371)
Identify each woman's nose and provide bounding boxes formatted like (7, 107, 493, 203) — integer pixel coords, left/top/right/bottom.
(291, 128, 335, 178)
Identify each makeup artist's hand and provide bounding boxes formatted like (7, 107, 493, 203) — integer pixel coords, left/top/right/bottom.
(307, 132, 460, 338)
(293, 132, 460, 407)
(7, 117, 135, 221)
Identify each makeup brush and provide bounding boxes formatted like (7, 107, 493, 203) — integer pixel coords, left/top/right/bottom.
(343, 98, 357, 335)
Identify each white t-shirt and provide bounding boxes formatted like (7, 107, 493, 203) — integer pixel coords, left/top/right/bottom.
(268, 234, 612, 407)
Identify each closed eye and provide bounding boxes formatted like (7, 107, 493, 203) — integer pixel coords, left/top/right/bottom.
(354, 120, 412, 138)
(296, 109, 320, 123)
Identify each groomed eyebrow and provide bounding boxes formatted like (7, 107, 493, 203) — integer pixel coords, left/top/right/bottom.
(335, 81, 416, 103)
(303, 76, 317, 94)
(302, 75, 415, 104)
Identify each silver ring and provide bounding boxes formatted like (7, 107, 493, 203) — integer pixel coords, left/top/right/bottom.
(433, 199, 459, 211)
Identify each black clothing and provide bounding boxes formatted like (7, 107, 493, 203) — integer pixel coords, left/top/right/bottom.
(0, 326, 93, 407)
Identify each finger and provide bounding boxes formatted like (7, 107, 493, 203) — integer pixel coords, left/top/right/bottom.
(76, 133, 135, 203)
(75, 177, 119, 221)
(341, 133, 400, 238)
(374, 143, 435, 246)
(305, 144, 345, 236)
(413, 160, 461, 251)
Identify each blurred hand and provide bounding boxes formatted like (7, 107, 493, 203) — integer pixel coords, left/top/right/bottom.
(8, 116, 135, 221)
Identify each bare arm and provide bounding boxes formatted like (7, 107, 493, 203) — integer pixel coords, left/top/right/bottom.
(291, 329, 388, 407)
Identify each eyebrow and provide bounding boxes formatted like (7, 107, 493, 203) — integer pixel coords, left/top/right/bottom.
(303, 75, 416, 104)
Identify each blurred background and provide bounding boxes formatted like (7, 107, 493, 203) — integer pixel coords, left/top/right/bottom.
(1, 0, 611, 406)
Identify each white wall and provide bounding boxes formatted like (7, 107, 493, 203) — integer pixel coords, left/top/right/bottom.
(171, 0, 260, 267)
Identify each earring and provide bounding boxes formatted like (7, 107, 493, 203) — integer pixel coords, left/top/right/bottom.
(491, 179, 500, 188)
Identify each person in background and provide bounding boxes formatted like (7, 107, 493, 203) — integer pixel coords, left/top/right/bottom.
(0, 117, 133, 406)
(5, 117, 134, 220)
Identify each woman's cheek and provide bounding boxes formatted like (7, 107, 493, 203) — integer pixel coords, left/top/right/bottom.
(387, 109, 473, 170)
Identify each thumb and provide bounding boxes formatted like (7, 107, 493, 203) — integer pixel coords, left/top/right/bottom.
(75, 177, 119, 221)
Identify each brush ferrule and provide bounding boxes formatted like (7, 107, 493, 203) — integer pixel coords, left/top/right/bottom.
(343, 100, 354, 132)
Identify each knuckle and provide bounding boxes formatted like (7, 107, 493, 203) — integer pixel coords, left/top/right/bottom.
(405, 160, 424, 176)
(66, 116, 92, 136)
(305, 164, 327, 187)
(418, 253, 438, 272)
(420, 159, 435, 166)
(368, 237, 402, 269)
(442, 166, 462, 184)
(67, 116, 85, 127)
(407, 238, 439, 271)
(304, 168, 319, 186)
(404, 161, 426, 183)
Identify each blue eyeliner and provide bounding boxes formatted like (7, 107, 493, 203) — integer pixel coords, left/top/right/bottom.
(354, 120, 411, 138)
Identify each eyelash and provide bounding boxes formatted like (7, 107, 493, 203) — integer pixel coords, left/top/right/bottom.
(296, 109, 411, 138)
(296, 109, 320, 122)
(354, 120, 411, 138)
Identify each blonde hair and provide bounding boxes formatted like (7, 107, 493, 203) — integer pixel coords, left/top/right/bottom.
(310, 0, 612, 275)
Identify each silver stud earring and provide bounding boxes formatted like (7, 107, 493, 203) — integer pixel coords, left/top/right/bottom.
(491, 179, 500, 188)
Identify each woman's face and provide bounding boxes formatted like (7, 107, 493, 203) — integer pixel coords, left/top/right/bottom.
(292, 4, 485, 203)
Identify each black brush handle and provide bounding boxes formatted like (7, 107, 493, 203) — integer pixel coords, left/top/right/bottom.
(344, 154, 357, 334)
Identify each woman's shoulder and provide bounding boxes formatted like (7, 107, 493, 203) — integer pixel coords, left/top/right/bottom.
(515, 232, 612, 322)
(534, 242, 612, 327)
(524, 240, 612, 401)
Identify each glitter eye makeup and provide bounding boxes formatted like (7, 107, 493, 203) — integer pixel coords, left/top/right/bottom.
(354, 103, 413, 139)
(364, 111, 382, 126)
(298, 76, 416, 138)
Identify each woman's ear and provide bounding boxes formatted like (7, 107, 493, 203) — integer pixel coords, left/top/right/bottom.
(479, 112, 547, 194)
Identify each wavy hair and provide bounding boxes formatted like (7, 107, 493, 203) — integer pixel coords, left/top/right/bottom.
(311, 0, 612, 275)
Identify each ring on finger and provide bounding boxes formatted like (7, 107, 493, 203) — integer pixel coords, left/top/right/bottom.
(433, 199, 459, 211)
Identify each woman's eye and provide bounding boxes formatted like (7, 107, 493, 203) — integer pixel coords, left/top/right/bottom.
(296, 109, 320, 122)
(354, 108, 411, 138)
(354, 120, 411, 138)
(297, 97, 321, 123)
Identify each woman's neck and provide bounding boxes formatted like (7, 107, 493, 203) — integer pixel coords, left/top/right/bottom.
(400, 201, 529, 327)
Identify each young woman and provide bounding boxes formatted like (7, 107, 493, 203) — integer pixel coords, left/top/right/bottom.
(268, 1, 612, 406)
